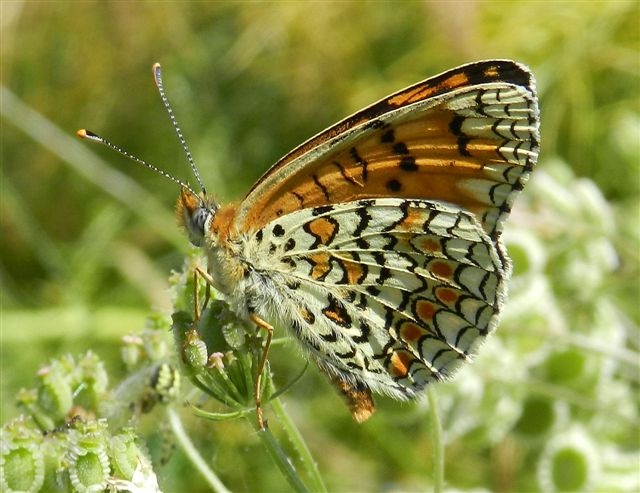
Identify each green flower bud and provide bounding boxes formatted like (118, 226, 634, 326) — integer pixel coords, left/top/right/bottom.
(73, 352, 109, 412)
(67, 420, 110, 493)
(109, 429, 149, 480)
(121, 335, 144, 369)
(37, 363, 73, 426)
(0, 417, 45, 493)
(183, 330, 209, 370)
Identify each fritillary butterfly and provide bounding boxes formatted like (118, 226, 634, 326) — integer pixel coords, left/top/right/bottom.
(80, 60, 540, 427)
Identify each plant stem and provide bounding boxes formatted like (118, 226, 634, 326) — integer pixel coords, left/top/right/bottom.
(270, 393, 327, 493)
(251, 412, 310, 493)
(167, 408, 231, 493)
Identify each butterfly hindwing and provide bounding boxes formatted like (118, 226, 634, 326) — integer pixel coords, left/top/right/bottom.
(244, 198, 509, 398)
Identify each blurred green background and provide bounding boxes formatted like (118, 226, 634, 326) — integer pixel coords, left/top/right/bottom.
(1, 2, 638, 492)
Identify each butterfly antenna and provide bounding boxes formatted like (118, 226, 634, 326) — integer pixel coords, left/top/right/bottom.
(152, 63, 207, 197)
(75, 129, 200, 198)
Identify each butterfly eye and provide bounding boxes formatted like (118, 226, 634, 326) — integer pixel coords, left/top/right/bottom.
(177, 186, 218, 247)
(184, 205, 213, 247)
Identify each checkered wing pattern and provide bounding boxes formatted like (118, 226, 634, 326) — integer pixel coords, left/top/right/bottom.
(246, 197, 508, 399)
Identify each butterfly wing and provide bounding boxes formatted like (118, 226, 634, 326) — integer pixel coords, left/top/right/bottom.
(235, 60, 539, 240)
(244, 198, 509, 400)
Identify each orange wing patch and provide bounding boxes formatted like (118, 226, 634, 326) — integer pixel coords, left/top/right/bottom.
(236, 61, 538, 242)
(435, 287, 459, 305)
(431, 260, 454, 280)
(307, 252, 331, 281)
(242, 108, 496, 230)
(416, 237, 442, 254)
(304, 216, 340, 247)
(340, 256, 367, 285)
(415, 299, 438, 322)
(389, 350, 414, 378)
(387, 72, 470, 106)
(400, 322, 426, 344)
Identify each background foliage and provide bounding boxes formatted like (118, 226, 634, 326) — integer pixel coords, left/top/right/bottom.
(1, 2, 638, 492)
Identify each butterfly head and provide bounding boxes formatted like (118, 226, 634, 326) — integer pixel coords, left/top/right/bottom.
(177, 187, 218, 247)
(78, 65, 220, 249)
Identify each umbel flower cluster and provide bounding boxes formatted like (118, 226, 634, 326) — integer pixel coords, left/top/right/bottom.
(0, 254, 273, 493)
(1, 350, 168, 492)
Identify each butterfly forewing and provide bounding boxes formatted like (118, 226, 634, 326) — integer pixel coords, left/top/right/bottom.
(237, 60, 539, 239)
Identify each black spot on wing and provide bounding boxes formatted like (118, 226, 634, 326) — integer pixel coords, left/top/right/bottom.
(322, 293, 352, 328)
(393, 142, 409, 155)
(312, 205, 334, 216)
(386, 179, 402, 192)
(449, 114, 471, 157)
(399, 156, 418, 171)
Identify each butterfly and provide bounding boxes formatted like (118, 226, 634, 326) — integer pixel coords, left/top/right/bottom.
(80, 59, 539, 428)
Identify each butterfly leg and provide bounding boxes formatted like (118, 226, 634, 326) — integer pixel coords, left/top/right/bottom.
(249, 313, 274, 430)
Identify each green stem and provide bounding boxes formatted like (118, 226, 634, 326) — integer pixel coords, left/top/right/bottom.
(167, 408, 231, 493)
(427, 387, 444, 493)
(270, 393, 327, 493)
(250, 410, 309, 493)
